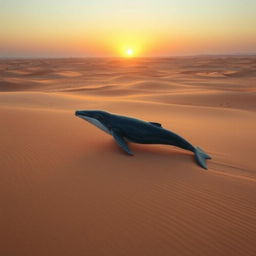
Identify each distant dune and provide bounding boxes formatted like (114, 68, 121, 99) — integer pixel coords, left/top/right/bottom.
(0, 57, 256, 256)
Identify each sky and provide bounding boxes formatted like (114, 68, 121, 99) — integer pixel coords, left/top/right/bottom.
(0, 0, 256, 57)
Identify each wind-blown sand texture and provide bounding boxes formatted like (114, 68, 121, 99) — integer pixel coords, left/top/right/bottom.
(1, 56, 256, 256)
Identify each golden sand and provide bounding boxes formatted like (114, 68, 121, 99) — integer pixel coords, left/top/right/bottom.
(1, 56, 256, 256)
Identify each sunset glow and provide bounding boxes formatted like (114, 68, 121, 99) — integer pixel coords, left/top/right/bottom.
(0, 0, 256, 57)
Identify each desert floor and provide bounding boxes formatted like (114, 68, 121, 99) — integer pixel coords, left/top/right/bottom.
(1, 56, 256, 256)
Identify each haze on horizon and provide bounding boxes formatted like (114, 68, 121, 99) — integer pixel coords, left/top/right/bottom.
(1, 0, 256, 58)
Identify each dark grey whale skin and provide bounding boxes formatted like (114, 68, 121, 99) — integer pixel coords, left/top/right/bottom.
(75, 110, 211, 170)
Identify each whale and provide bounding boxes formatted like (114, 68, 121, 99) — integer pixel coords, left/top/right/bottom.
(75, 110, 211, 170)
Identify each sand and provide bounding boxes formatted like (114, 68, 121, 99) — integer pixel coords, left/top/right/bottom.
(0, 56, 256, 256)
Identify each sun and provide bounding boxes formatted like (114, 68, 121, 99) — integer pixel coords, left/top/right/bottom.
(119, 45, 137, 57)
(126, 48, 134, 57)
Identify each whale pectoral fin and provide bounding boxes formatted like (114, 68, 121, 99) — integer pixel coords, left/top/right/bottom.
(112, 131, 134, 156)
(149, 122, 162, 128)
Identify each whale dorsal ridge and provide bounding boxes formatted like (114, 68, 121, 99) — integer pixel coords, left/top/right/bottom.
(149, 122, 162, 128)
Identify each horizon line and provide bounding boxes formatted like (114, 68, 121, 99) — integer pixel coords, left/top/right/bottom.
(1, 53, 256, 60)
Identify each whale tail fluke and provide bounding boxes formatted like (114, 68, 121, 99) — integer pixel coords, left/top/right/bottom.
(194, 146, 211, 170)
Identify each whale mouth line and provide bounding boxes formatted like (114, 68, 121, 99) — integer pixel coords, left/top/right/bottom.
(75, 111, 111, 135)
(75, 111, 90, 118)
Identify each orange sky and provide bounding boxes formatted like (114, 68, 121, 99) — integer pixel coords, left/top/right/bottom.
(1, 0, 256, 57)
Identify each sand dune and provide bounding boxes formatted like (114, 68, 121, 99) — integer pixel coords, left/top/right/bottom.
(137, 90, 256, 111)
(1, 57, 256, 256)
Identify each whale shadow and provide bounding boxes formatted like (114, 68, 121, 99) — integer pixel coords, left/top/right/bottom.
(102, 139, 192, 159)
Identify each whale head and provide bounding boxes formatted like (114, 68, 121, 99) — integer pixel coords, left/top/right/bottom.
(75, 110, 112, 134)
